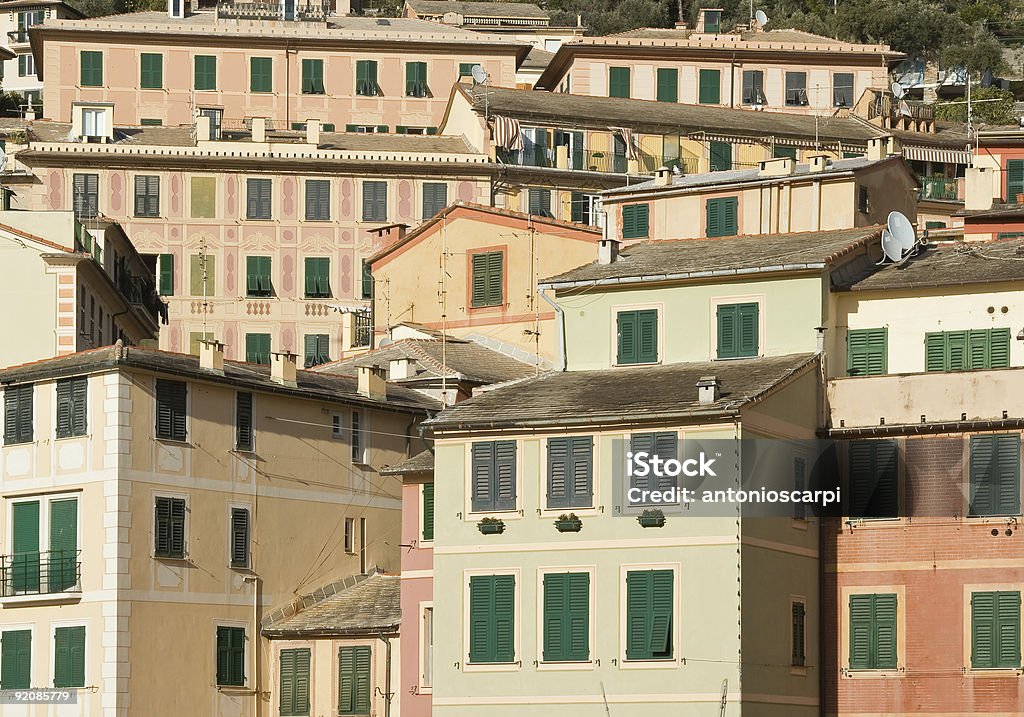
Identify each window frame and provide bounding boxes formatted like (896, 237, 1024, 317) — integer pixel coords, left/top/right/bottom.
(215, 624, 247, 687)
(469, 249, 504, 309)
(463, 569, 521, 671)
(152, 493, 188, 560)
(536, 567, 595, 669)
(966, 586, 1022, 671)
(619, 563, 680, 666)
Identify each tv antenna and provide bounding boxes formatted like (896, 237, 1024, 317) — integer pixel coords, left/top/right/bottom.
(471, 64, 490, 124)
(755, 9, 768, 27)
(877, 211, 919, 264)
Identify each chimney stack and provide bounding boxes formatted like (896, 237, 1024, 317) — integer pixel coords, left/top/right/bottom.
(867, 136, 901, 161)
(389, 357, 417, 380)
(654, 165, 673, 186)
(758, 156, 796, 177)
(358, 365, 388, 400)
(306, 118, 321, 146)
(271, 351, 298, 387)
(807, 153, 831, 173)
(696, 376, 721, 404)
(197, 114, 212, 142)
(598, 237, 620, 265)
(965, 166, 997, 210)
(251, 117, 266, 143)
(198, 338, 225, 373)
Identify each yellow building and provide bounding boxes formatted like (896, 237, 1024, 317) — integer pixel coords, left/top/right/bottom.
(0, 339, 434, 716)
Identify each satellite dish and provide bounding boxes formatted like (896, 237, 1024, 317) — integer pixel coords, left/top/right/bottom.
(888, 211, 917, 252)
(755, 9, 768, 26)
(471, 64, 490, 85)
(880, 228, 902, 264)
(891, 81, 905, 99)
(899, 100, 912, 117)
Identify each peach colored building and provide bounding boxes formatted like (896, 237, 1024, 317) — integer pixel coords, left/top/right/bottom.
(30, 10, 529, 129)
(0, 0, 80, 111)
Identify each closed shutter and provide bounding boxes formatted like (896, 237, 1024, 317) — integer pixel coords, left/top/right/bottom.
(848, 439, 899, 518)
(774, 146, 798, 160)
(792, 602, 806, 666)
(970, 434, 1021, 517)
(54, 625, 85, 688)
(996, 591, 1022, 668)
(528, 188, 551, 217)
(471, 441, 516, 512)
(622, 203, 649, 239)
(56, 377, 87, 438)
(305, 180, 330, 221)
(547, 437, 592, 509)
(73, 173, 99, 218)
(972, 591, 997, 668)
(155, 379, 187, 441)
(217, 626, 245, 686)
(849, 593, 897, 669)
(543, 572, 590, 662)
(626, 570, 673, 660)
(140, 53, 163, 89)
(303, 334, 330, 368)
(356, 60, 378, 96)
(362, 181, 387, 222)
(422, 183, 447, 219)
(990, 327, 1011, 368)
(630, 432, 678, 494)
(337, 645, 371, 715)
(301, 59, 324, 94)
(49, 498, 78, 592)
(706, 197, 738, 237)
(250, 57, 272, 92)
(194, 55, 216, 90)
(874, 594, 898, 669)
(154, 496, 186, 558)
(470, 252, 503, 307)
(305, 257, 331, 298)
(925, 332, 946, 371)
(698, 69, 720, 104)
(571, 191, 584, 223)
(236, 392, 253, 451)
(656, 68, 678, 102)
(11, 500, 40, 593)
(279, 648, 310, 716)
(245, 334, 271, 364)
(709, 141, 732, 171)
(158, 253, 174, 296)
(717, 303, 758, 358)
(81, 50, 103, 86)
(406, 61, 428, 97)
(617, 310, 637, 364)
(947, 330, 968, 370)
(737, 302, 758, 356)
(471, 442, 494, 512)
(848, 594, 874, 669)
(469, 574, 516, 663)
(1008, 160, 1024, 200)
(847, 328, 887, 376)
(4, 384, 32, 444)
(246, 256, 269, 296)
(134, 175, 160, 217)
(421, 482, 434, 541)
(547, 437, 570, 509)
(1, 630, 31, 689)
(230, 507, 250, 567)
(609, 67, 630, 98)
(247, 179, 272, 220)
(637, 309, 657, 363)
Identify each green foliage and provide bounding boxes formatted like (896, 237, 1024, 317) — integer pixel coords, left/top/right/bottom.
(0, 92, 25, 118)
(934, 85, 1017, 125)
(548, 0, 670, 36)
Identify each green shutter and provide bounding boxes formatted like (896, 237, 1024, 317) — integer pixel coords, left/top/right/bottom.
(970, 591, 1020, 669)
(717, 303, 757, 358)
(245, 334, 271, 364)
(301, 58, 324, 94)
(250, 57, 272, 93)
(470, 252, 502, 307)
(246, 256, 272, 297)
(849, 594, 873, 669)
(622, 204, 649, 239)
(54, 626, 85, 688)
(360, 258, 372, 300)
(470, 441, 517, 513)
(698, 69, 720, 104)
(56, 377, 86, 439)
(280, 648, 310, 716)
(709, 141, 732, 171)
(656, 68, 678, 103)
(406, 61, 428, 97)
(706, 197, 738, 237)
(1, 630, 31, 689)
(155, 379, 187, 442)
(338, 646, 371, 715)
(217, 626, 245, 686)
(850, 594, 898, 669)
(615, 309, 660, 365)
(469, 574, 515, 664)
(970, 434, 1021, 517)
(49, 498, 78, 592)
(140, 53, 163, 89)
(158, 253, 174, 296)
(356, 60, 378, 96)
(848, 440, 899, 519)
(546, 436, 593, 509)
(774, 146, 798, 160)
(81, 50, 103, 87)
(989, 327, 1011, 368)
(305, 257, 331, 298)
(626, 570, 673, 660)
(236, 394, 254, 453)
(617, 311, 637, 364)
(847, 328, 887, 376)
(873, 594, 897, 669)
(926, 328, 1011, 371)
(609, 67, 630, 98)
(422, 482, 434, 541)
(195, 55, 216, 90)
(924, 332, 946, 371)
(543, 572, 590, 662)
(1007, 160, 1024, 200)
(11, 500, 40, 593)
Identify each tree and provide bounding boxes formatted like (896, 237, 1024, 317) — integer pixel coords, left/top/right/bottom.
(934, 85, 1017, 125)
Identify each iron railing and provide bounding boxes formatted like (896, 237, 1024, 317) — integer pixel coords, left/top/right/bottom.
(6, 30, 29, 43)
(868, 95, 935, 124)
(918, 176, 960, 201)
(353, 313, 372, 349)
(216, 0, 330, 21)
(1, 550, 81, 597)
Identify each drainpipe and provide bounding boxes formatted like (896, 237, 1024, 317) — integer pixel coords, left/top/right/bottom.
(243, 575, 261, 717)
(378, 633, 394, 717)
(539, 290, 566, 371)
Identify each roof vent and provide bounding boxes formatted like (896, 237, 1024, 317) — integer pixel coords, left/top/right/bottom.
(696, 376, 721, 404)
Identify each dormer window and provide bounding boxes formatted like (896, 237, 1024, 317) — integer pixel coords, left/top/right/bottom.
(699, 9, 722, 33)
(74, 103, 113, 143)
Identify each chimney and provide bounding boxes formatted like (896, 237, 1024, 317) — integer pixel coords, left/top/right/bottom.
(369, 223, 410, 254)
(965, 166, 997, 210)
(358, 365, 388, 400)
(866, 135, 901, 161)
(198, 338, 225, 373)
(270, 351, 298, 387)
(197, 114, 212, 142)
(674, 20, 688, 29)
(654, 165, 673, 186)
(306, 118, 321, 146)
(807, 154, 831, 173)
(598, 237, 620, 264)
(696, 376, 721, 405)
(251, 117, 266, 143)
(758, 156, 796, 177)
(389, 357, 417, 380)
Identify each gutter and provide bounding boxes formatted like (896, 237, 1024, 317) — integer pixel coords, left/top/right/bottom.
(539, 290, 566, 371)
(601, 169, 859, 202)
(426, 406, 742, 432)
(540, 263, 828, 291)
(822, 418, 1024, 438)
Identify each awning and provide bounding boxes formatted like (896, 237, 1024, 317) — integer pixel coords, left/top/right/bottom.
(491, 116, 523, 151)
(902, 145, 971, 165)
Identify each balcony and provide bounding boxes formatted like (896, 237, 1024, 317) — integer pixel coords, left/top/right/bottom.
(115, 259, 165, 325)
(918, 175, 961, 201)
(216, 0, 330, 21)
(0, 550, 81, 600)
(6, 30, 29, 43)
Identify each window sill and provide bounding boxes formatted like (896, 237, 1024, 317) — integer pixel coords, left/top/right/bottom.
(536, 660, 595, 672)
(153, 554, 190, 563)
(714, 355, 761, 361)
(790, 665, 808, 676)
(539, 506, 599, 517)
(55, 434, 90, 442)
(467, 510, 522, 521)
(843, 668, 901, 678)
(613, 361, 660, 368)
(154, 437, 190, 447)
(619, 658, 679, 670)
(215, 685, 254, 693)
(463, 661, 521, 673)
(417, 686, 433, 694)
(966, 667, 1023, 677)
(0, 591, 82, 607)
(964, 514, 1023, 522)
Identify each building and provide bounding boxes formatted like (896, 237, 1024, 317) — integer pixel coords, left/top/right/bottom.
(0, 339, 434, 716)
(0, 0, 79, 111)
(534, 8, 901, 116)
(368, 202, 602, 362)
(29, 8, 530, 129)
(0, 209, 163, 366)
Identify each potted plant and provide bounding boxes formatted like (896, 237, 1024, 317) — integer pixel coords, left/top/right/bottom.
(554, 513, 583, 533)
(477, 517, 505, 535)
(589, 151, 604, 171)
(637, 509, 666, 528)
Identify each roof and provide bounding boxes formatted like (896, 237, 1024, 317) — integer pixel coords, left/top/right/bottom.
(542, 225, 884, 288)
(27, 121, 196, 147)
(380, 448, 435, 475)
(956, 204, 1024, 220)
(406, 0, 548, 19)
(0, 342, 439, 412)
(425, 353, 820, 430)
(0, 0, 82, 14)
(836, 238, 1024, 291)
(263, 573, 400, 637)
(521, 46, 555, 70)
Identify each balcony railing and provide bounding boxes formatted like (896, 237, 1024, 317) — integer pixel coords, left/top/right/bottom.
(867, 95, 936, 124)
(6, 30, 29, 43)
(352, 313, 372, 349)
(216, 0, 330, 21)
(115, 260, 165, 324)
(1, 550, 81, 597)
(918, 175, 960, 201)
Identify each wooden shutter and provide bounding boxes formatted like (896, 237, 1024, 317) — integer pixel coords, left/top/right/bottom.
(609, 67, 630, 98)
(543, 572, 590, 662)
(924, 332, 946, 371)
(970, 434, 1020, 517)
(363, 181, 386, 222)
(469, 575, 515, 663)
(629, 433, 655, 494)
(471, 442, 494, 512)
(56, 378, 74, 438)
(547, 437, 571, 509)
(493, 441, 516, 511)
(246, 334, 270, 364)
(216, 626, 245, 686)
(280, 647, 310, 716)
(158, 253, 174, 295)
(493, 574, 515, 662)
(995, 434, 1021, 516)
(996, 591, 1022, 668)
(716, 304, 737, 358)
(722, 196, 738, 236)
(141, 53, 162, 89)
(1008, 160, 1024, 200)
(848, 594, 873, 669)
(649, 570, 673, 657)
(698, 69, 720, 104)
(617, 310, 638, 364)
(626, 570, 672, 660)
(250, 57, 272, 92)
(81, 51, 102, 86)
(230, 507, 250, 567)
(873, 594, 897, 668)
(54, 625, 85, 688)
(486, 252, 502, 305)
(1, 630, 31, 689)
(11, 500, 40, 593)
(709, 141, 732, 171)
(470, 253, 489, 307)
(973, 591, 997, 668)
(338, 646, 370, 714)
(706, 198, 722, 237)
(422, 183, 447, 219)
(622, 204, 649, 239)
(569, 436, 594, 508)
(737, 302, 759, 357)
(637, 309, 657, 363)
(302, 59, 324, 94)
(847, 328, 887, 376)
(4, 384, 32, 444)
(792, 602, 806, 666)
(195, 55, 216, 90)
(156, 379, 187, 441)
(947, 330, 968, 371)
(406, 61, 428, 96)
(305, 180, 330, 221)
(422, 482, 434, 541)
(279, 650, 296, 714)
(990, 327, 1011, 368)
(236, 392, 253, 452)
(49, 498, 78, 592)
(656, 68, 678, 102)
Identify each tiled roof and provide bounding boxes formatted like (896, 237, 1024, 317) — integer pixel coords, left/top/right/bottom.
(406, 0, 548, 19)
(425, 353, 820, 429)
(522, 46, 555, 69)
(542, 226, 883, 287)
(263, 573, 400, 637)
(837, 238, 1024, 291)
(26, 121, 196, 147)
(380, 449, 435, 475)
(600, 27, 857, 45)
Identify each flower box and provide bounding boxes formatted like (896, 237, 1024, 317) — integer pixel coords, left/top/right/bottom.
(637, 510, 666, 528)
(477, 518, 505, 535)
(554, 514, 583, 533)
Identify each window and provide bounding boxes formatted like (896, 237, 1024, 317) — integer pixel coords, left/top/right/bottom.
(422, 182, 447, 219)
(155, 379, 187, 442)
(279, 648, 311, 716)
(304, 334, 330, 368)
(9, 497, 77, 594)
(346, 124, 387, 134)
(406, 61, 428, 97)
(969, 434, 1020, 517)
(470, 251, 503, 308)
(703, 9, 722, 32)
(351, 410, 366, 464)
(396, 126, 436, 135)
(17, 54, 34, 77)
(344, 517, 354, 553)
(301, 58, 324, 94)
(72, 173, 99, 219)
(527, 188, 552, 217)
(698, 69, 720, 105)
(4, 383, 32, 445)
(742, 70, 765, 105)
(706, 196, 738, 237)
(547, 436, 593, 509)
(338, 646, 371, 715)
(189, 332, 214, 356)
(925, 328, 1011, 372)
(785, 72, 808, 106)
(422, 482, 434, 541)
(717, 302, 758, 359)
(422, 606, 433, 687)
(459, 62, 477, 79)
(190, 254, 216, 296)
(471, 441, 516, 512)
(304, 179, 330, 221)
(773, 146, 797, 160)
(250, 57, 272, 93)
(848, 439, 898, 519)
(194, 55, 216, 90)
(617, 309, 658, 365)
(80, 50, 102, 86)
(1008, 160, 1024, 200)
(858, 186, 870, 214)
(630, 432, 677, 500)
(353, 314, 372, 349)
(245, 333, 271, 364)
(199, 107, 223, 140)
(228, 507, 252, 571)
(236, 392, 254, 452)
(134, 175, 160, 218)
(791, 601, 806, 666)
(621, 203, 649, 239)
(356, 60, 380, 96)
(140, 53, 163, 89)
(542, 572, 590, 662)
(140, 118, 162, 126)
(217, 626, 246, 686)
(709, 141, 732, 172)
(305, 257, 331, 298)
(971, 591, 1021, 669)
(468, 574, 515, 663)
(0, 630, 31, 689)
(833, 73, 854, 107)
(154, 496, 186, 558)
(571, 191, 596, 224)
(81, 108, 107, 138)
(246, 178, 272, 220)
(246, 256, 272, 297)
(359, 517, 367, 574)
(54, 626, 85, 688)
(15, 10, 42, 41)
(609, 66, 630, 98)
(849, 593, 897, 670)
(656, 68, 678, 103)
(56, 377, 87, 439)
(191, 176, 216, 218)
(362, 181, 387, 222)
(847, 328, 887, 376)
(625, 569, 673, 660)
(158, 253, 174, 296)
(361, 259, 372, 300)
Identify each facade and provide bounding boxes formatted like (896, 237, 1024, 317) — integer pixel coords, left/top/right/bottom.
(0, 209, 162, 366)
(30, 10, 529, 128)
(534, 10, 900, 116)
(0, 0, 79, 111)
(0, 340, 433, 717)
(368, 202, 602, 362)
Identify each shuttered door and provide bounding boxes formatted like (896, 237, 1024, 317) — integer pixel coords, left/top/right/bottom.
(49, 498, 78, 592)
(543, 572, 590, 662)
(54, 625, 85, 687)
(338, 646, 371, 715)
(625, 570, 673, 660)
(11, 500, 40, 592)
(0, 630, 31, 689)
(847, 328, 887, 376)
(236, 392, 253, 452)
(279, 648, 311, 716)
(421, 482, 434, 541)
